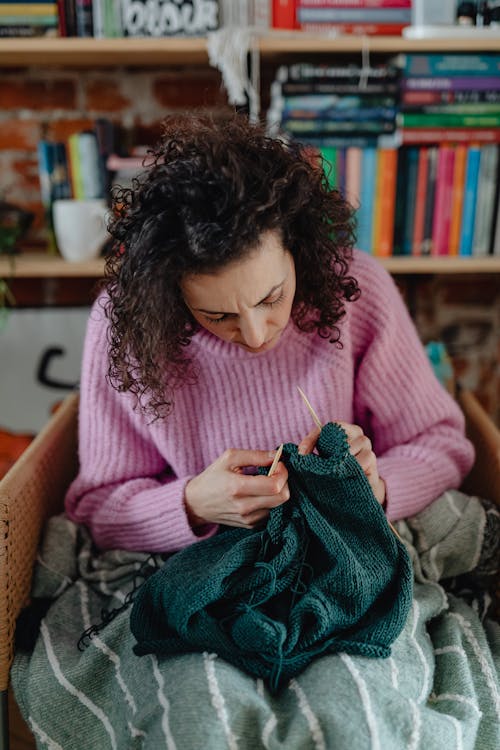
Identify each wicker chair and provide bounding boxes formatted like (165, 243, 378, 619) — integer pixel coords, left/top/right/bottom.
(0, 389, 499, 749)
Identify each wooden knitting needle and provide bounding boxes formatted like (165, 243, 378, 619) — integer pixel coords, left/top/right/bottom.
(296, 386, 402, 541)
(268, 443, 284, 476)
(297, 386, 322, 429)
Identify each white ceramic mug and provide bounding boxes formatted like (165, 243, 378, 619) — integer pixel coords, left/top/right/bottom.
(52, 199, 110, 262)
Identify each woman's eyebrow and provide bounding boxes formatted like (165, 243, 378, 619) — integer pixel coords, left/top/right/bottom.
(195, 281, 285, 315)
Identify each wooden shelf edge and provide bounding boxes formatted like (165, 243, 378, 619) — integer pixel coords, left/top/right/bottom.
(1, 253, 499, 278)
(2, 33, 500, 68)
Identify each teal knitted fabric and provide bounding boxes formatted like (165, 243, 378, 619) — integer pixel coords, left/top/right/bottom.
(130, 423, 413, 692)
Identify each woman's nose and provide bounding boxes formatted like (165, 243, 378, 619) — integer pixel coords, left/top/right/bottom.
(239, 315, 267, 349)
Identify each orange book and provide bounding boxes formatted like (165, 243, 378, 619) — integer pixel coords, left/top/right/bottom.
(412, 147, 429, 256)
(376, 147, 398, 257)
(448, 144, 467, 256)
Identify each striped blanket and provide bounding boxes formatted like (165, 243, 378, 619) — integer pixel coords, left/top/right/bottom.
(12, 491, 500, 750)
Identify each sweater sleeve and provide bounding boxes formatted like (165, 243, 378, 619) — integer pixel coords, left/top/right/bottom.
(350, 254, 475, 521)
(64, 298, 217, 553)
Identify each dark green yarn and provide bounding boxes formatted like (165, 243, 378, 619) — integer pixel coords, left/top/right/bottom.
(130, 423, 413, 692)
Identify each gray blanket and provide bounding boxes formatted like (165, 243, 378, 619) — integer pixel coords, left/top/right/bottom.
(12, 490, 500, 749)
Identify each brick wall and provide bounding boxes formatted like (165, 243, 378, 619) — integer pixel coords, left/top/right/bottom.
(0, 65, 228, 245)
(1, 66, 499, 424)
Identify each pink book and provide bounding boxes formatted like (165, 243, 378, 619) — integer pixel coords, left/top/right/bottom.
(431, 145, 456, 256)
(345, 146, 362, 209)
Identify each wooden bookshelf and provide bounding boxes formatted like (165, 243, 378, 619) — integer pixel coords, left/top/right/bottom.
(1, 253, 499, 278)
(2, 33, 500, 68)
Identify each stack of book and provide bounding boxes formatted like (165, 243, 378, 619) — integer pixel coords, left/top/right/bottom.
(37, 120, 113, 247)
(0, 0, 58, 37)
(267, 60, 401, 255)
(396, 53, 500, 257)
(295, 0, 412, 36)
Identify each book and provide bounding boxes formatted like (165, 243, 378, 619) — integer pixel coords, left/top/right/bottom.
(404, 53, 500, 78)
(471, 144, 499, 256)
(345, 145, 362, 209)
(279, 80, 399, 95)
(356, 145, 377, 253)
(374, 141, 398, 256)
(299, 0, 411, 6)
(411, 146, 429, 255)
(121, 0, 219, 36)
(401, 128, 500, 145)
(421, 146, 438, 255)
(319, 146, 338, 189)
(282, 118, 395, 135)
(280, 62, 400, 81)
(401, 89, 500, 106)
(458, 146, 482, 257)
(297, 7, 411, 22)
(67, 133, 84, 199)
(448, 144, 467, 256)
(74, 0, 93, 35)
(78, 131, 105, 199)
(272, 0, 297, 28)
(398, 113, 500, 128)
(298, 22, 407, 34)
(399, 146, 419, 255)
(403, 76, 500, 92)
(430, 144, 455, 256)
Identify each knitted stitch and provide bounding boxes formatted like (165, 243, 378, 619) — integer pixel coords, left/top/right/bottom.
(130, 423, 413, 692)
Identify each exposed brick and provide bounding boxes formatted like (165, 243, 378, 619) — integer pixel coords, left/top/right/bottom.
(0, 120, 39, 150)
(46, 119, 95, 141)
(153, 71, 225, 108)
(0, 79, 76, 111)
(84, 80, 131, 112)
(11, 158, 40, 192)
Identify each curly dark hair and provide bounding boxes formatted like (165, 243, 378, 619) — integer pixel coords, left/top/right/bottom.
(104, 113, 360, 419)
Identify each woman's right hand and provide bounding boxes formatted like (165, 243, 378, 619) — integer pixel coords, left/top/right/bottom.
(184, 449, 290, 529)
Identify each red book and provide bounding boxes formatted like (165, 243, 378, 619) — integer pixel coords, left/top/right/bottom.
(298, 22, 406, 34)
(272, 0, 298, 28)
(431, 145, 456, 256)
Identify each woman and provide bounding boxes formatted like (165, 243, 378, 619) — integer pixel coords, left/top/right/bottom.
(65, 113, 474, 553)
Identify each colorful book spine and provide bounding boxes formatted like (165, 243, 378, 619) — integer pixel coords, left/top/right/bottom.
(299, 0, 411, 6)
(421, 146, 438, 255)
(471, 144, 499, 256)
(375, 143, 398, 257)
(356, 145, 377, 253)
(400, 146, 419, 255)
(448, 144, 467, 257)
(402, 90, 500, 106)
(430, 145, 455, 256)
(411, 146, 429, 256)
(320, 146, 338, 190)
(297, 7, 412, 22)
(403, 77, 500, 92)
(272, 0, 297, 28)
(458, 146, 482, 257)
(67, 132, 84, 199)
(298, 22, 406, 34)
(399, 113, 500, 128)
(345, 146, 362, 209)
(401, 128, 500, 145)
(404, 53, 500, 78)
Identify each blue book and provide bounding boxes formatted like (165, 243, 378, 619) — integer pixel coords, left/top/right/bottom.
(404, 53, 500, 78)
(356, 146, 377, 254)
(459, 146, 482, 257)
(401, 147, 419, 255)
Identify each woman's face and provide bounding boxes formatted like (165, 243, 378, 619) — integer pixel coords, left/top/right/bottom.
(181, 230, 296, 353)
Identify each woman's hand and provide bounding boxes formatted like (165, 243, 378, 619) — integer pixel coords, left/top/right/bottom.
(184, 449, 290, 529)
(298, 422, 386, 506)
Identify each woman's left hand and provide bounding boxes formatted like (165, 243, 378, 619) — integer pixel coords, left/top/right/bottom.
(298, 422, 386, 506)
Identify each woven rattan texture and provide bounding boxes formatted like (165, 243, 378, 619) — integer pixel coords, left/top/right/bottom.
(0, 393, 79, 689)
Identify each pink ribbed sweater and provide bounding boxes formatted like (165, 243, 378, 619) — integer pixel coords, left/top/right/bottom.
(65, 250, 474, 552)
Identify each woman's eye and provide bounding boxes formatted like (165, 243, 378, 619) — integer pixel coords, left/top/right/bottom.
(263, 292, 285, 308)
(204, 316, 227, 324)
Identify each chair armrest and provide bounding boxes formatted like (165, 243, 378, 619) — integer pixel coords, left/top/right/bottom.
(0, 392, 79, 690)
(457, 387, 500, 508)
